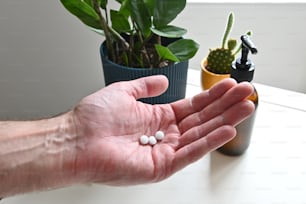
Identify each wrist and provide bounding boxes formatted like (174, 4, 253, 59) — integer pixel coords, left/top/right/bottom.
(0, 111, 80, 197)
(41, 111, 80, 189)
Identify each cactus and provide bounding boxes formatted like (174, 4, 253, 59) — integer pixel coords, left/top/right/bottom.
(207, 12, 249, 74)
(206, 47, 235, 74)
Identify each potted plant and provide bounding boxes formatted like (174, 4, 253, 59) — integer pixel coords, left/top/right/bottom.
(60, 0, 199, 104)
(200, 12, 250, 90)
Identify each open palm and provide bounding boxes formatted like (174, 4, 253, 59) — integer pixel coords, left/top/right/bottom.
(73, 75, 254, 185)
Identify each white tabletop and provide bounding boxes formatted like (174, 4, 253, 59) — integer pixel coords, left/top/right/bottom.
(3, 69, 306, 204)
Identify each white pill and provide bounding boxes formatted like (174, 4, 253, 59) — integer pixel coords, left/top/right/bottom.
(155, 131, 165, 140)
(139, 135, 149, 145)
(148, 136, 157, 145)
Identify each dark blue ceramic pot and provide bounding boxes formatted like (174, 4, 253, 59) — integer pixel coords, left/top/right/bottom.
(100, 42, 189, 104)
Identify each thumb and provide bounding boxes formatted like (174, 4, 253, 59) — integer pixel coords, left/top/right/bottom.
(127, 75, 169, 100)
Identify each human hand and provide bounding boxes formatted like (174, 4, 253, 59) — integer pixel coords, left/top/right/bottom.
(72, 76, 254, 185)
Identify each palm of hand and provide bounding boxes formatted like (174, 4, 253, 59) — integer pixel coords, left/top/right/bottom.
(73, 76, 254, 185)
(74, 82, 183, 185)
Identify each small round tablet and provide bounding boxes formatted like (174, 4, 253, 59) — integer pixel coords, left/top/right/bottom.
(155, 131, 165, 140)
(139, 135, 149, 145)
(148, 136, 157, 145)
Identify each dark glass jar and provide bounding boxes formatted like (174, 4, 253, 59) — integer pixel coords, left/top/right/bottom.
(217, 85, 258, 156)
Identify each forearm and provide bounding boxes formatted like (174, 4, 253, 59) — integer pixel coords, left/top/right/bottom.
(0, 111, 79, 197)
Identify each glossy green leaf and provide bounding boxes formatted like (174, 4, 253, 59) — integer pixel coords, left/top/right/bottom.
(110, 10, 131, 33)
(153, 0, 186, 27)
(144, 0, 155, 16)
(60, 0, 101, 29)
(130, 0, 152, 38)
(155, 44, 179, 62)
(60, 0, 199, 67)
(168, 39, 199, 62)
(84, 0, 93, 7)
(151, 25, 187, 38)
(84, 0, 103, 8)
(118, 0, 131, 18)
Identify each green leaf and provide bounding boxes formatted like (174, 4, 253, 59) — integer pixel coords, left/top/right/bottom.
(151, 25, 187, 38)
(144, 0, 155, 16)
(153, 0, 186, 27)
(130, 0, 152, 38)
(168, 39, 199, 61)
(119, 0, 131, 17)
(60, 0, 101, 29)
(83, 0, 93, 7)
(155, 44, 180, 62)
(110, 10, 131, 33)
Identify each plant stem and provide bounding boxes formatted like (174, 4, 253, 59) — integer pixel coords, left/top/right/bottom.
(139, 34, 151, 68)
(94, 0, 130, 64)
(92, 0, 115, 61)
(138, 31, 153, 67)
(132, 20, 150, 68)
(153, 35, 161, 67)
(104, 5, 109, 25)
(108, 26, 130, 50)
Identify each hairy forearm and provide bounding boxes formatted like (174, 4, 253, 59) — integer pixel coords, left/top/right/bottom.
(0, 111, 78, 197)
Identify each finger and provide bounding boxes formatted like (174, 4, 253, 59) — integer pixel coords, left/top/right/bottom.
(172, 125, 236, 173)
(178, 81, 254, 134)
(125, 75, 169, 100)
(171, 78, 237, 123)
(177, 100, 254, 149)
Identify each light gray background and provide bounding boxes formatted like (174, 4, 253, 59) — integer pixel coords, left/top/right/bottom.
(0, 1, 305, 120)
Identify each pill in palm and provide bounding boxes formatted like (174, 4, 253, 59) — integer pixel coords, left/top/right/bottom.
(155, 131, 164, 140)
(139, 135, 149, 145)
(149, 136, 157, 145)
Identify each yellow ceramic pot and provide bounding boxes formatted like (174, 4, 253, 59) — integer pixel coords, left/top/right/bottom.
(200, 58, 230, 90)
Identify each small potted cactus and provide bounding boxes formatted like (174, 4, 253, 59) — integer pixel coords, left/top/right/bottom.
(201, 12, 250, 90)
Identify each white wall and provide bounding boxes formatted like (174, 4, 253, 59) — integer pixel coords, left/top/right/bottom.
(177, 3, 306, 94)
(0, 1, 103, 120)
(0, 2, 305, 120)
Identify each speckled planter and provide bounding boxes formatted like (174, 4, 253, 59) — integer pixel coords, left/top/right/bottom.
(100, 42, 189, 104)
